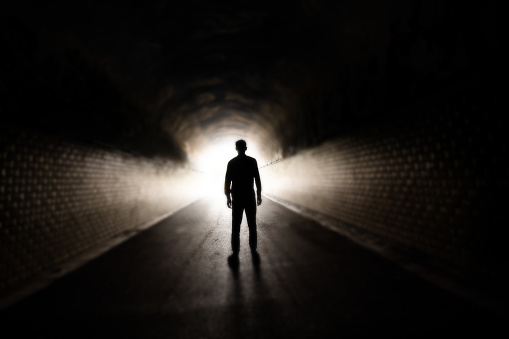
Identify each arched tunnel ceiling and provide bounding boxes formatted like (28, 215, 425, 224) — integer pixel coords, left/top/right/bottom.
(1, 1, 502, 166)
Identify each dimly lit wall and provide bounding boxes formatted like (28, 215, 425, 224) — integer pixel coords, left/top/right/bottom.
(261, 83, 507, 297)
(0, 128, 205, 294)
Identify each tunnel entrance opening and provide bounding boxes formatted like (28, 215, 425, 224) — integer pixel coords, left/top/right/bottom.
(190, 128, 266, 201)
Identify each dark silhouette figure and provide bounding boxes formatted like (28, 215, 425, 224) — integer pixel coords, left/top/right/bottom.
(225, 140, 262, 264)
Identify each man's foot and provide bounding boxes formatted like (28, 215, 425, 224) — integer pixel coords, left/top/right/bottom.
(251, 249, 260, 268)
(228, 253, 239, 269)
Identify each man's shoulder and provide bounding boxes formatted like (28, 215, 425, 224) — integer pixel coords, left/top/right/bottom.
(243, 156, 258, 165)
(229, 155, 257, 167)
(230, 155, 256, 161)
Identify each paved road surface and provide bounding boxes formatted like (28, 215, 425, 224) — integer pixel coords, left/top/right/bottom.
(0, 196, 503, 338)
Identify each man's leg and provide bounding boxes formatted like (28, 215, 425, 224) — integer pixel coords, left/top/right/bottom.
(245, 194, 257, 251)
(231, 199, 244, 255)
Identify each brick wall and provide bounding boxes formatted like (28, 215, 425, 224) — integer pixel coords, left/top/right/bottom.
(0, 129, 205, 293)
(261, 88, 507, 293)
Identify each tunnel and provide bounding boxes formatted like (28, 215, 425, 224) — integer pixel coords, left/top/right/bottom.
(0, 0, 506, 337)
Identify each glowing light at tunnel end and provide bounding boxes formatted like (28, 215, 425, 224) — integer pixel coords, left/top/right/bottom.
(192, 138, 263, 199)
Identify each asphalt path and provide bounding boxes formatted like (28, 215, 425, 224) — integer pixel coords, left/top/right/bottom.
(0, 195, 503, 338)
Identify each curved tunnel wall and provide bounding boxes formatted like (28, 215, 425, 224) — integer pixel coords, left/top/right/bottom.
(261, 85, 507, 297)
(0, 86, 506, 304)
(0, 128, 205, 294)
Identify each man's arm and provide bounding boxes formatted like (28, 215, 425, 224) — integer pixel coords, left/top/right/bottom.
(254, 160, 262, 206)
(224, 163, 232, 208)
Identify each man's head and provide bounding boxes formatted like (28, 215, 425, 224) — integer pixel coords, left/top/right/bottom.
(235, 139, 247, 154)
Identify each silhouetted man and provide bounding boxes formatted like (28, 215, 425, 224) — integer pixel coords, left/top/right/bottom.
(224, 140, 262, 261)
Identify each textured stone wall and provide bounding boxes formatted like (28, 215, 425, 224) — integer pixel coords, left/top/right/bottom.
(261, 87, 507, 292)
(0, 129, 205, 293)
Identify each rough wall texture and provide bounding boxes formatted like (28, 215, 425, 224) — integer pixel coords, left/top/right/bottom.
(0, 129, 204, 293)
(261, 86, 507, 294)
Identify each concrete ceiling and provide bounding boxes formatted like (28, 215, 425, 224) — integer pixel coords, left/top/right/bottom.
(1, 1, 501, 166)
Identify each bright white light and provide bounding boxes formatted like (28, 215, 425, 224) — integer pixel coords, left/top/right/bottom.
(194, 139, 263, 198)
(197, 141, 237, 176)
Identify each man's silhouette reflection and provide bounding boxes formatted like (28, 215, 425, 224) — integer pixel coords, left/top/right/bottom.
(224, 140, 262, 263)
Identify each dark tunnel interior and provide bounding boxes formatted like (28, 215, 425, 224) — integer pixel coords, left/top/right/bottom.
(1, 0, 507, 328)
(3, 0, 502, 165)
